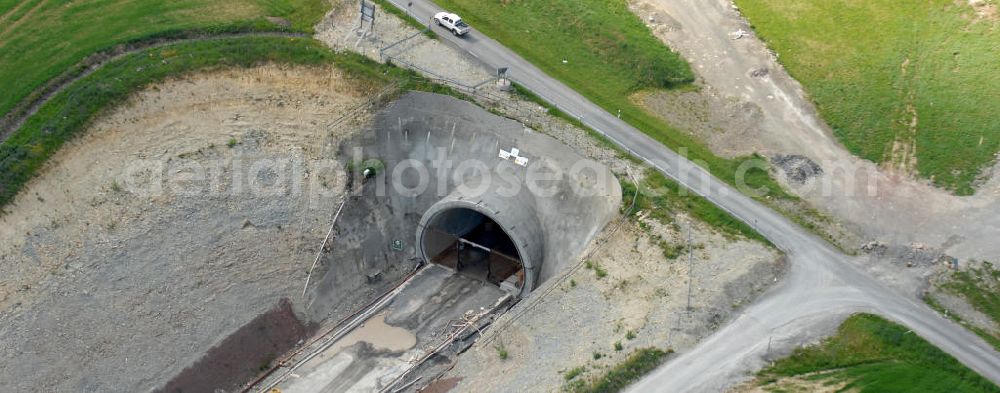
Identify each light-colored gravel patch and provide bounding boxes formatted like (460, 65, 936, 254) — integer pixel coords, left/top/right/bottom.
(0, 64, 370, 392)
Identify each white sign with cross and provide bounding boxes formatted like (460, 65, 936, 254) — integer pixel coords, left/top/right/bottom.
(499, 147, 529, 166)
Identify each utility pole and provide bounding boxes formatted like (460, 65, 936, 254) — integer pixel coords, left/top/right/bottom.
(686, 221, 694, 310)
(358, 0, 376, 35)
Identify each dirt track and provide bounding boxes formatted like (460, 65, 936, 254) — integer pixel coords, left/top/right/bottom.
(630, 0, 1000, 264)
(446, 215, 783, 392)
(377, 0, 1000, 390)
(0, 32, 305, 142)
(0, 65, 368, 392)
(296, 4, 785, 390)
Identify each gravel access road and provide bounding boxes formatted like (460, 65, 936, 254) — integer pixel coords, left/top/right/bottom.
(381, 0, 1000, 390)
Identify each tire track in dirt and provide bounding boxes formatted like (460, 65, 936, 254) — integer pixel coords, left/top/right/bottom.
(0, 0, 32, 26)
(0, 31, 305, 144)
(0, 0, 47, 38)
(0, 0, 26, 25)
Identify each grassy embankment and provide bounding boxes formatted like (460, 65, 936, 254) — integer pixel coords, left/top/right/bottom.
(432, 0, 797, 204)
(621, 172, 769, 245)
(927, 261, 1000, 351)
(0, 0, 327, 119)
(735, 0, 1000, 195)
(0, 35, 456, 209)
(754, 314, 1000, 393)
(513, 85, 769, 243)
(563, 347, 670, 393)
(511, 79, 769, 244)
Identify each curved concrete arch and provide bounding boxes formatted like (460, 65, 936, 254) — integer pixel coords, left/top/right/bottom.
(329, 92, 621, 299)
(416, 187, 545, 295)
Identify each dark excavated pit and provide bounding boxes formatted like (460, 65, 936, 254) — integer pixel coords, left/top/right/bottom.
(157, 299, 315, 393)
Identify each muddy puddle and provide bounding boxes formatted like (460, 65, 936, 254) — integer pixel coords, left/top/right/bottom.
(326, 311, 416, 355)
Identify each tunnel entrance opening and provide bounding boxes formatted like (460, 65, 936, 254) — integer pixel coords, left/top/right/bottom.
(421, 208, 525, 290)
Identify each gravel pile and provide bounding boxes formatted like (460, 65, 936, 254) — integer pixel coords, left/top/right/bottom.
(772, 154, 823, 184)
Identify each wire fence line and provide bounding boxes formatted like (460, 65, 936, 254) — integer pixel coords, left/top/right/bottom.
(376, 29, 707, 214)
(495, 74, 782, 253)
(329, 82, 401, 132)
(390, 53, 504, 102)
(377, 27, 507, 103)
(368, 26, 744, 349)
(372, 0, 777, 252)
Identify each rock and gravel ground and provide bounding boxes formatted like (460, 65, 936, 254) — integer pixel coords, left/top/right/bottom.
(0, 2, 815, 391)
(625, 0, 1000, 343)
(621, 0, 1000, 387)
(310, 4, 787, 390)
(315, 0, 493, 88)
(629, 0, 1000, 262)
(442, 213, 783, 392)
(0, 65, 369, 392)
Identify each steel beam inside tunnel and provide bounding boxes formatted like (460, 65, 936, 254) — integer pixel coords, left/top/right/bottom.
(417, 185, 544, 295)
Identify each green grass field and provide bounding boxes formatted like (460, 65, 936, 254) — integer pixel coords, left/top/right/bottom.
(756, 314, 1000, 392)
(431, 0, 796, 203)
(434, 0, 693, 91)
(930, 261, 1000, 351)
(0, 34, 457, 209)
(510, 84, 772, 243)
(735, 0, 1000, 195)
(564, 347, 669, 393)
(0, 0, 327, 119)
(621, 171, 770, 244)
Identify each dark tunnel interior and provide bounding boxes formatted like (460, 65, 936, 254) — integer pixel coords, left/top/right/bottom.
(421, 208, 524, 288)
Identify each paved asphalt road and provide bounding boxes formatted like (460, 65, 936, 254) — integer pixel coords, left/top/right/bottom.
(382, 0, 1000, 390)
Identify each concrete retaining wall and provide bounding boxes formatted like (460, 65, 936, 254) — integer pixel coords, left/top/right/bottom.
(308, 92, 620, 313)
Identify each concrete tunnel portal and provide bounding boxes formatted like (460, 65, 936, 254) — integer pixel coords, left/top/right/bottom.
(419, 208, 523, 288)
(331, 92, 621, 301)
(417, 197, 544, 294)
